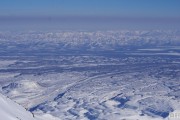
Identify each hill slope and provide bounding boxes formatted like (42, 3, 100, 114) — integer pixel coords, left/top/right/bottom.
(0, 93, 36, 120)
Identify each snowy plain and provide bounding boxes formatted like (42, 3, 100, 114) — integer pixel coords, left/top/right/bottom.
(0, 30, 180, 120)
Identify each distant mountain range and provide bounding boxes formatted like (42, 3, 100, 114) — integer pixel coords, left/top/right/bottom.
(0, 30, 179, 52)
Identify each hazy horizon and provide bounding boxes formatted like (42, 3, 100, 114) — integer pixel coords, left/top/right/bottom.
(0, 16, 180, 31)
(0, 0, 180, 31)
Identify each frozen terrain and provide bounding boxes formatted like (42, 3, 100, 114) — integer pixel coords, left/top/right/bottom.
(0, 30, 180, 120)
(0, 93, 35, 120)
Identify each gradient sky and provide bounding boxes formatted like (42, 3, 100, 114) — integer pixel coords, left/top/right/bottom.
(1, 0, 180, 17)
(0, 0, 180, 30)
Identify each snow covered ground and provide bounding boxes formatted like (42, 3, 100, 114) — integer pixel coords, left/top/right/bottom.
(0, 30, 179, 120)
(0, 93, 35, 120)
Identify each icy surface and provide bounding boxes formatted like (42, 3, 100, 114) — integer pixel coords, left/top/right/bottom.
(0, 93, 36, 120)
(0, 30, 180, 120)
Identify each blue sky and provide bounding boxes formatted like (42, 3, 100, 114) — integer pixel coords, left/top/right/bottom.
(0, 0, 180, 17)
(0, 0, 180, 30)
